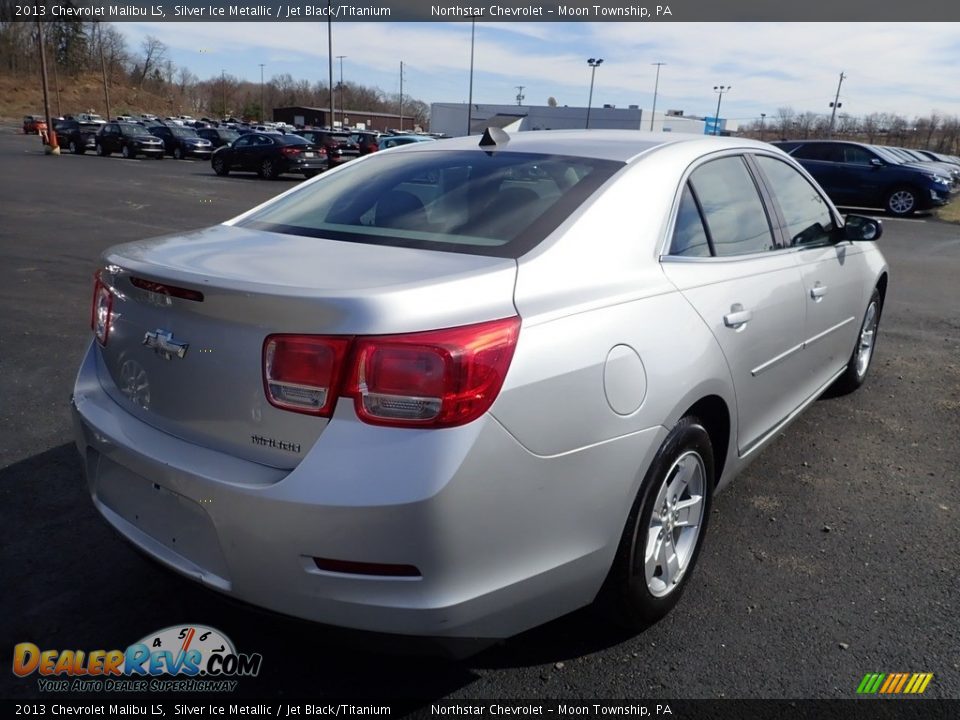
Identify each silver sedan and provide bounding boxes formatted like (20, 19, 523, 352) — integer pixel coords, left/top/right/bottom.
(72, 129, 888, 639)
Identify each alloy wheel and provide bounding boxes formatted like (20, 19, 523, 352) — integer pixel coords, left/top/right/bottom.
(856, 301, 879, 379)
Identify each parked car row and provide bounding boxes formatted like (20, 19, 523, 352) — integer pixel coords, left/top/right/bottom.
(772, 139, 958, 216)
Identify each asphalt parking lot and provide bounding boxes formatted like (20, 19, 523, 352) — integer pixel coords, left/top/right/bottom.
(1, 129, 958, 702)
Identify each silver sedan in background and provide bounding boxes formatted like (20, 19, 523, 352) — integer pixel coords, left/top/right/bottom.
(72, 129, 888, 639)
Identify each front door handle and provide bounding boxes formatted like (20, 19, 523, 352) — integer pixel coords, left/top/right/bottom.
(810, 284, 828, 300)
(723, 304, 753, 329)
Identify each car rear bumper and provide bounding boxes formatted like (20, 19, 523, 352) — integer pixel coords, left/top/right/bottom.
(71, 340, 663, 638)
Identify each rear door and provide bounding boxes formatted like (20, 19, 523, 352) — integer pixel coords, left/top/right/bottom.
(660, 154, 809, 455)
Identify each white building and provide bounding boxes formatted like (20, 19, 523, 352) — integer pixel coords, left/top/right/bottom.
(430, 103, 717, 137)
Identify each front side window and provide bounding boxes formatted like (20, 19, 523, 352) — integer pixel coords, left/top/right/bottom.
(755, 156, 836, 247)
(688, 156, 775, 256)
(237, 150, 622, 258)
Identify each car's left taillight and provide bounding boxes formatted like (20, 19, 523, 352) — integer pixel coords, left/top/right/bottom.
(91, 271, 113, 346)
(263, 336, 352, 416)
(280, 146, 302, 158)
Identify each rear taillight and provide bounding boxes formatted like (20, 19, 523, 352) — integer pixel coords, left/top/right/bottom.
(263, 336, 352, 416)
(91, 271, 113, 346)
(280, 146, 302, 158)
(262, 317, 520, 427)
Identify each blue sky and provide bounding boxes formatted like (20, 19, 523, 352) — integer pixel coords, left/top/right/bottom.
(120, 22, 960, 123)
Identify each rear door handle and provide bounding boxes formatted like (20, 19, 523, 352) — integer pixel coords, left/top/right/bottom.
(723, 304, 753, 329)
(810, 284, 828, 300)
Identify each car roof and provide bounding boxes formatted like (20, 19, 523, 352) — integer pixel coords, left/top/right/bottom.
(390, 129, 780, 164)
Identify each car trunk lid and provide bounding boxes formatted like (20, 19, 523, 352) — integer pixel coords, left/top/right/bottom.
(94, 224, 517, 469)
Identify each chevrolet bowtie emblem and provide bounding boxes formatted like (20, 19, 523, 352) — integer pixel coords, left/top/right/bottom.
(142, 329, 189, 360)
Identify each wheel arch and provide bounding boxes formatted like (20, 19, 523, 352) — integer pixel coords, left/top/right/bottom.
(680, 394, 731, 490)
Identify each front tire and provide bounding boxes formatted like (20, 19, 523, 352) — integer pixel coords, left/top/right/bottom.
(885, 186, 918, 216)
(212, 156, 229, 176)
(601, 417, 715, 630)
(96, 143, 108, 157)
(830, 287, 882, 395)
(122, 145, 133, 159)
(173, 146, 183, 160)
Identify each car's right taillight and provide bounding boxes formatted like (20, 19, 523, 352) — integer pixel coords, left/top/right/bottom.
(91, 271, 113, 346)
(263, 318, 520, 427)
(344, 317, 521, 428)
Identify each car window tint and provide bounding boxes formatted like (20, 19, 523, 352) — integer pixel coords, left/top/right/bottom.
(756, 156, 836, 247)
(791, 144, 833, 162)
(669, 184, 711, 257)
(237, 150, 622, 258)
(841, 146, 873, 164)
(688, 157, 775, 256)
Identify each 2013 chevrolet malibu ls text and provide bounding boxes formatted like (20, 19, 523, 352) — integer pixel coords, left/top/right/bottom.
(71, 130, 888, 639)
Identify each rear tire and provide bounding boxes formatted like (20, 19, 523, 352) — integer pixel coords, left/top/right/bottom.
(259, 158, 277, 180)
(885, 186, 918, 216)
(302, 170, 320, 179)
(830, 287, 882, 395)
(601, 416, 714, 631)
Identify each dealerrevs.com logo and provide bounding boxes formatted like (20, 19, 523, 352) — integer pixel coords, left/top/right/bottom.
(13, 625, 262, 693)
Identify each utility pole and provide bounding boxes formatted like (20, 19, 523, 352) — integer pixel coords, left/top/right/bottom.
(259, 63, 265, 123)
(650, 61, 665, 131)
(759, 112, 767, 141)
(50, 35, 62, 117)
(399, 60, 404, 131)
(515, 86, 525, 106)
(98, 23, 111, 121)
(221, 69, 226, 118)
(828, 72, 846, 138)
(327, 0, 334, 129)
(467, 18, 476, 135)
(36, 20, 56, 152)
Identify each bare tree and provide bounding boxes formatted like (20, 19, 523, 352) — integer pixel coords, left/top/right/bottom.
(776, 106, 795, 139)
(137, 35, 167, 87)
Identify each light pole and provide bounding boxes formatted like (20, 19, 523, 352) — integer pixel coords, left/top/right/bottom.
(650, 61, 665, 131)
(327, 0, 334, 129)
(759, 112, 766, 141)
(467, 17, 476, 135)
(828, 71, 846, 138)
(336, 55, 346, 128)
(515, 86, 525, 106)
(712, 85, 730, 135)
(259, 63, 265, 123)
(221, 69, 227, 119)
(586, 57, 603, 129)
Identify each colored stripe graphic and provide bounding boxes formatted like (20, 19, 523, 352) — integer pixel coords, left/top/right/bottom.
(857, 672, 932, 694)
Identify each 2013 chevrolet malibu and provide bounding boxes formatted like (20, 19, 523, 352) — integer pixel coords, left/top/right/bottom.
(72, 130, 889, 639)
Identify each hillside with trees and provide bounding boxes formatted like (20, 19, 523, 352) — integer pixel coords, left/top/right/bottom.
(0, 19, 429, 126)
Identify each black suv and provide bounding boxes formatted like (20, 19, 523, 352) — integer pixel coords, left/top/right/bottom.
(295, 130, 360, 168)
(196, 127, 240, 148)
(773, 140, 952, 216)
(53, 119, 99, 154)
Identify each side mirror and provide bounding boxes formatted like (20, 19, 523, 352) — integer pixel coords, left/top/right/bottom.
(844, 214, 883, 242)
(870, 158, 884, 168)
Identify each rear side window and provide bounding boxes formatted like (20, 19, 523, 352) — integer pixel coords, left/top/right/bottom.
(755, 156, 836, 247)
(238, 150, 622, 258)
(687, 156, 775, 256)
(791, 144, 838, 162)
(669, 185, 711, 257)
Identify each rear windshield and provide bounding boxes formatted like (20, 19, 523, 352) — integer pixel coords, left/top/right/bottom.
(278, 134, 310, 145)
(237, 150, 623, 258)
(170, 127, 199, 138)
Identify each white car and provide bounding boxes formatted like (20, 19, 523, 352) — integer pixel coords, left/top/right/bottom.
(72, 130, 888, 640)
